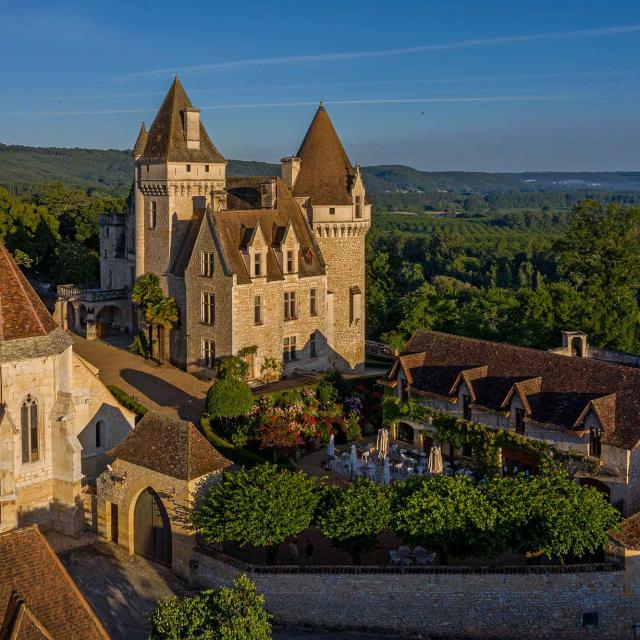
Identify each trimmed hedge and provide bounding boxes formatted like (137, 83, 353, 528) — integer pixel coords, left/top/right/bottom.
(107, 384, 148, 423)
(200, 418, 272, 468)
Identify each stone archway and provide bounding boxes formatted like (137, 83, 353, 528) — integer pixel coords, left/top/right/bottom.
(133, 487, 172, 566)
(579, 477, 611, 502)
(78, 304, 88, 331)
(95, 304, 124, 338)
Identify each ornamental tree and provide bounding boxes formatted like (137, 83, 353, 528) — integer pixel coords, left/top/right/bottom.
(392, 475, 498, 560)
(317, 480, 391, 565)
(191, 464, 323, 555)
(256, 414, 299, 462)
(206, 377, 254, 428)
(146, 574, 272, 640)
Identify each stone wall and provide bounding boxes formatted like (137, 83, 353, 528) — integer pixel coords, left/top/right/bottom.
(194, 548, 640, 639)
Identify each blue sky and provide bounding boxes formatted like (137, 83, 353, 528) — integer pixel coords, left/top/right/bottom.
(2, 0, 640, 171)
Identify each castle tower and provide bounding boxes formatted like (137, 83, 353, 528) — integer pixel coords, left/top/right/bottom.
(134, 77, 227, 287)
(286, 104, 371, 370)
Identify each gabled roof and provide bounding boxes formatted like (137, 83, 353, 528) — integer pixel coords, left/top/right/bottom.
(132, 122, 148, 157)
(0, 526, 109, 640)
(139, 77, 225, 164)
(292, 104, 356, 206)
(0, 242, 58, 342)
(393, 330, 640, 449)
(108, 411, 232, 480)
(448, 366, 489, 400)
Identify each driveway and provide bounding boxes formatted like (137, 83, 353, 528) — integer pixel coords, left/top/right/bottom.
(71, 335, 210, 423)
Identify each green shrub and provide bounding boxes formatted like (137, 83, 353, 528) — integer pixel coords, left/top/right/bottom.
(128, 331, 149, 357)
(323, 369, 351, 401)
(316, 381, 338, 408)
(206, 377, 254, 422)
(107, 385, 148, 423)
(342, 412, 362, 442)
(199, 418, 266, 468)
(147, 574, 271, 640)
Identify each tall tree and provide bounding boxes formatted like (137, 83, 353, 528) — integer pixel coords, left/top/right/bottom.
(131, 273, 163, 359)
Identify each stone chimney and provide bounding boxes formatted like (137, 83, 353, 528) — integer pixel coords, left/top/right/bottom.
(260, 179, 277, 209)
(183, 108, 201, 150)
(280, 157, 301, 190)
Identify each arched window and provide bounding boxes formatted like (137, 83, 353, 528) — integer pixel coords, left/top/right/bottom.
(96, 420, 105, 449)
(21, 394, 39, 464)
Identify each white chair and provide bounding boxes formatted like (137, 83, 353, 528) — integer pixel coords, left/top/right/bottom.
(362, 451, 371, 463)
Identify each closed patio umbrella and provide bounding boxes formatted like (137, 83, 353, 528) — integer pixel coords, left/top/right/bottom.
(428, 444, 444, 475)
(379, 428, 389, 458)
(382, 456, 391, 485)
(327, 434, 335, 458)
(350, 444, 358, 478)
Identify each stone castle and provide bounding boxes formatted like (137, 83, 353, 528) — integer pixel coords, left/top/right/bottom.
(98, 78, 371, 379)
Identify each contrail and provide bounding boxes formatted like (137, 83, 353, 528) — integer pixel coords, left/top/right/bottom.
(20, 95, 574, 116)
(114, 24, 640, 80)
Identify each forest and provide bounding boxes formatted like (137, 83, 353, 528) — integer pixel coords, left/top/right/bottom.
(367, 200, 640, 354)
(2, 166, 640, 355)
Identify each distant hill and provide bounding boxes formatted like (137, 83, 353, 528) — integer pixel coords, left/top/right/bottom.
(1, 142, 639, 196)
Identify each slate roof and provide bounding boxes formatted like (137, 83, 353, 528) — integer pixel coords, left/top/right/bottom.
(108, 411, 232, 480)
(138, 77, 225, 164)
(390, 330, 640, 449)
(609, 511, 640, 550)
(171, 177, 326, 284)
(132, 122, 148, 157)
(0, 242, 58, 342)
(0, 525, 109, 640)
(292, 104, 358, 206)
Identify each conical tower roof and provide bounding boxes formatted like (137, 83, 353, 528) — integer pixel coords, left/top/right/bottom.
(0, 242, 58, 341)
(133, 122, 148, 157)
(139, 77, 225, 164)
(292, 103, 356, 205)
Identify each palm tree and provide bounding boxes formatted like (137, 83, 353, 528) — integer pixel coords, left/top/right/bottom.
(132, 273, 163, 359)
(147, 296, 179, 363)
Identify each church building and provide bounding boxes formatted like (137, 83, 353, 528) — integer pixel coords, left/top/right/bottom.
(0, 242, 134, 535)
(97, 78, 371, 379)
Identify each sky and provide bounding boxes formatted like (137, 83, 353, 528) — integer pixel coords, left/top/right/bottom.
(2, 0, 640, 171)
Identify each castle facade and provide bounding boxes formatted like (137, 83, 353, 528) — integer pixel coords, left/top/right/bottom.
(99, 78, 370, 379)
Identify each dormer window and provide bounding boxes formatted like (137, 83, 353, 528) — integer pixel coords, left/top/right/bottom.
(253, 253, 263, 277)
(515, 408, 525, 435)
(462, 394, 472, 421)
(590, 425, 603, 458)
(286, 250, 295, 274)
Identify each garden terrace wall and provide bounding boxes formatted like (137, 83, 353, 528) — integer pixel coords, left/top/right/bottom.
(192, 546, 640, 639)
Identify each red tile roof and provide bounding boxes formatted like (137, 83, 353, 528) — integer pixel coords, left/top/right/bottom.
(0, 526, 109, 640)
(0, 242, 58, 342)
(108, 411, 232, 480)
(393, 330, 640, 449)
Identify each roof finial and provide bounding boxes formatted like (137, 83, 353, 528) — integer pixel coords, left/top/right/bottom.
(319, 101, 324, 110)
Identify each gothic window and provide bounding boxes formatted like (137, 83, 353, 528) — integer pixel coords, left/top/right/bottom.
(310, 288, 318, 317)
(21, 394, 39, 464)
(201, 292, 215, 325)
(284, 291, 297, 321)
(200, 251, 214, 277)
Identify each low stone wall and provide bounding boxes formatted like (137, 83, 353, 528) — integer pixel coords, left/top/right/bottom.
(193, 547, 640, 639)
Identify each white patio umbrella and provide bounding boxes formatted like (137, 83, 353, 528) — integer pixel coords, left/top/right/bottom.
(327, 434, 335, 458)
(382, 456, 391, 485)
(428, 444, 444, 475)
(350, 444, 358, 478)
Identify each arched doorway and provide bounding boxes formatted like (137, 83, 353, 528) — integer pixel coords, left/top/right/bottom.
(133, 488, 172, 565)
(78, 304, 88, 331)
(96, 305, 123, 338)
(579, 477, 611, 502)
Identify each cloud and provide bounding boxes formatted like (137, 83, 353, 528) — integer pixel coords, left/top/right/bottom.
(114, 24, 640, 80)
(17, 95, 573, 117)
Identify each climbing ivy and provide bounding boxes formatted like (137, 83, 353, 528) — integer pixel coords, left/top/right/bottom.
(382, 397, 600, 476)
